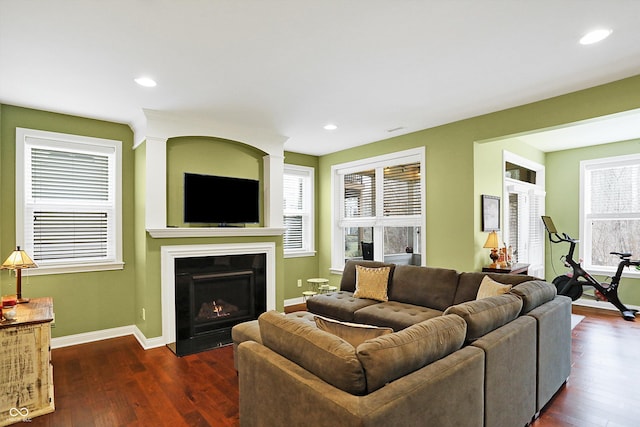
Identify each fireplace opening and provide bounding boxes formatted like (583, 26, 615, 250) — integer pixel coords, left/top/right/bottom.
(171, 253, 266, 356)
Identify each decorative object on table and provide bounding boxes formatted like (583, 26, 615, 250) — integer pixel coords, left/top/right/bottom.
(3, 305, 17, 321)
(1, 246, 38, 304)
(483, 231, 500, 268)
(498, 246, 510, 268)
(481, 194, 500, 231)
(2, 295, 17, 320)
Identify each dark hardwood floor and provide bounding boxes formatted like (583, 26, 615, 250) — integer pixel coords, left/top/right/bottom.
(26, 305, 639, 427)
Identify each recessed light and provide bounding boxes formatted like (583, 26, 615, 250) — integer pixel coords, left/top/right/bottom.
(324, 124, 338, 130)
(579, 29, 612, 45)
(134, 77, 157, 87)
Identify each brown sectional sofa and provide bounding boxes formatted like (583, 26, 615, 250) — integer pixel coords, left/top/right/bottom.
(234, 260, 572, 427)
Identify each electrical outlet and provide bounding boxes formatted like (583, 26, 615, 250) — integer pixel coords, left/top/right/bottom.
(297, 279, 302, 287)
(142, 308, 146, 321)
(51, 313, 56, 328)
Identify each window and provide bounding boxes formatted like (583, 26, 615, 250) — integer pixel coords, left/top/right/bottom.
(581, 153, 640, 276)
(503, 152, 546, 278)
(16, 128, 123, 275)
(332, 148, 425, 270)
(283, 164, 314, 257)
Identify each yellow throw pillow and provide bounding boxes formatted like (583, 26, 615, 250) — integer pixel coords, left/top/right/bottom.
(476, 275, 512, 300)
(353, 265, 391, 302)
(314, 316, 393, 348)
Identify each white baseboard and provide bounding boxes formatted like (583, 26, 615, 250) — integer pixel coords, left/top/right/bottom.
(284, 296, 305, 307)
(51, 325, 165, 350)
(573, 297, 640, 313)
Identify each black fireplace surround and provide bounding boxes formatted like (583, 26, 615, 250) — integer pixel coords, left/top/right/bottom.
(171, 253, 267, 356)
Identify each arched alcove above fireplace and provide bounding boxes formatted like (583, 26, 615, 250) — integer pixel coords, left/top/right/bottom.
(139, 109, 288, 237)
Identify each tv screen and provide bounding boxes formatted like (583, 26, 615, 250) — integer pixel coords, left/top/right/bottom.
(184, 173, 260, 224)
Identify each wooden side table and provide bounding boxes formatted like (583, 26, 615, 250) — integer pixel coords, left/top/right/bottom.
(482, 263, 530, 275)
(0, 297, 54, 425)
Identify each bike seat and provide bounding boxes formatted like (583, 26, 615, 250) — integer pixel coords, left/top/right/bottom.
(610, 251, 632, 259)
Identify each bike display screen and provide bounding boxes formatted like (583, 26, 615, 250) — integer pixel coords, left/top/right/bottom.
(541, 216, 558, 234)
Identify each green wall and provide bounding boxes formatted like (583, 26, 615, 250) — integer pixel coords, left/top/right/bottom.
(316, 75, 640, 306)
(2, 73, 640, 342)
(545, 138, 640, 304)
(0, 105, 136, 338)
(166, 137, 264, 227)
(473, 138, 546, 267)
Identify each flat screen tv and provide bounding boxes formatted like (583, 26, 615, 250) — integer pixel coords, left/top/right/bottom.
(184, 173, 260, 224)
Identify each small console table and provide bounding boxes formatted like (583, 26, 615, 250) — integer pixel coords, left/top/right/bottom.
(482, 263, 530, 275)
(0, 297, 54, 425)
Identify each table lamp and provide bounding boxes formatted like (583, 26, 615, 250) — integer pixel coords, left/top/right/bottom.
(483, 231, 500, 268)
(1, 246, 38, 304)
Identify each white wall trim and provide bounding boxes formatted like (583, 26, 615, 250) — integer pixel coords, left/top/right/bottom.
(52, 326, 166, 350)
(52, 325, 135, 349)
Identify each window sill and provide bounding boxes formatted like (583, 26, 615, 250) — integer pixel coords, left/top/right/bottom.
(587, 266, 640, 280)
(22, 261, 125, 276)
(284, 250, 316, 259)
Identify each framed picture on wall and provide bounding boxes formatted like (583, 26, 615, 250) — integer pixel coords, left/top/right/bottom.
(482, 195, 500, 231)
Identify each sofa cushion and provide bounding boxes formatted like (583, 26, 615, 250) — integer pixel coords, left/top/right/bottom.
(340, 260, 395, 293)
(511, 280, 557, 314)
(476, 275, 512, 299)
(388, 265, 459, 310)
(444, 293, 523, 342)
(353, 265, 392, 301)
(258, 310, 367, 395)
(356, 314, 467, 393)
(305, 291, 380, 322)
(314, 315, 393, 347)
(353, 301, 443, 331)
(453, 272, 537, 305)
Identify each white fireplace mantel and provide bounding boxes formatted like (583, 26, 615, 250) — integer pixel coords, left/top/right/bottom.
(161, 242, 277, 346)
(148, 227, 286, 238)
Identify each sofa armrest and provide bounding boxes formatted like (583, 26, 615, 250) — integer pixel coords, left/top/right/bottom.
(238, 341, 485, 427)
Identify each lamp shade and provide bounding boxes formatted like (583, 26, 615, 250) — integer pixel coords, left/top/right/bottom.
(1, 246, 38, 270)
(483, 231, 499, 249)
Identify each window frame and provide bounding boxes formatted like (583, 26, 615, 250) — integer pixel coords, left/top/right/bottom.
(580, 153, 640, 278)
(283, 164, 315, 258)
(15, 128, 124, 275)
(331, 147, 426, 272)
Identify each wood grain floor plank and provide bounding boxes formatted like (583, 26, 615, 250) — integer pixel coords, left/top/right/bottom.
(24, 304, 640, 426)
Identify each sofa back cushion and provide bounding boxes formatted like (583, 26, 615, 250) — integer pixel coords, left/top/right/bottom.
(314, 315, 393, 347)
(388, 265, 459, 310)
(340, 260, 395, 293)
(453, 272, 537, 305)
(511, 280, 557, 314)
(356, 314, 466, 393)
(258, 310, 367, 395)
(444, 293, 523, 342)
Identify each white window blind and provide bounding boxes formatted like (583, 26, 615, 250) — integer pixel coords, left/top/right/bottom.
(383, 162, 421, 216)
(344, 170, 375, 218)
(29, 148, 112, 261)
(283, 165, 314, 256)
(17, 128, 123, 274)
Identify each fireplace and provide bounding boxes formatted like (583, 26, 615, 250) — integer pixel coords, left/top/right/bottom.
(161, 243, 276, 357)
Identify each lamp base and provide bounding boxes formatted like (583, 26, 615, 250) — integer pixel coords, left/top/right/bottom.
(489, 249, 499, 269)
(17, 297, 30, 304)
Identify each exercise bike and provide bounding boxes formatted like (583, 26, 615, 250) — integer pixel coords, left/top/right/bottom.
(542, 216, 639, 321)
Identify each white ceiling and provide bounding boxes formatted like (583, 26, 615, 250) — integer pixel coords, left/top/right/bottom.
(1, 0, 640, 155)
